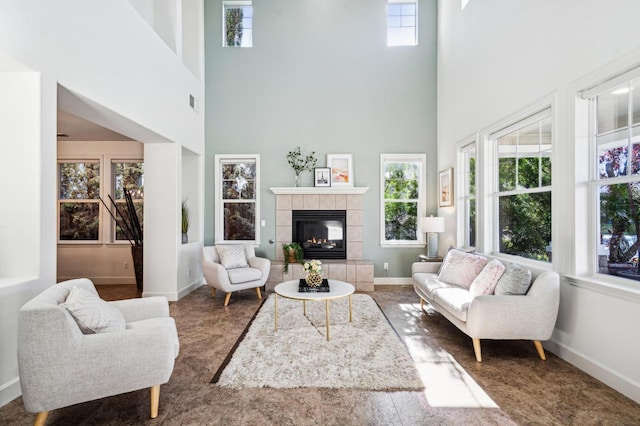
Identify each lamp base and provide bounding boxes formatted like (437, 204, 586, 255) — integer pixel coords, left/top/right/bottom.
(426, 232, 439, 258)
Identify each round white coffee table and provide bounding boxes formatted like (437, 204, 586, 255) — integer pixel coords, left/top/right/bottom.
(274, 279, 355, 341)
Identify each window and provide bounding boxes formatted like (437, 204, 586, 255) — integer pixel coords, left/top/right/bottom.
(491, 109, 552, 261)
(58, 162, 100, 241)
(460, 142, 477, 247)
(112, 162, 144, 241)
(380, 154, 426, 246)
(223, 1, 253, 48)
(588, 73, 640, 280)
(387, 0, 417, 47)
(215, 154, 260, 244)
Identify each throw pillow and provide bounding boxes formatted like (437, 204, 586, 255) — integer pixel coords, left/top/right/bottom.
(494, 262, 533, 295)
(469, 259, 506, 296)
(216, 245, 249, 269)
(437, 249, 488, 289)
(61, 286, 126, 334)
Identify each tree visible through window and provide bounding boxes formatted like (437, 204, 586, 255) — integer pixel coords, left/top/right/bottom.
(494, 110, 552, 261)
(460, 142, 476, 247)
(113, 162, 144, 241)
(58, 162, 100, 240)
(381, 154, 426, 246)
(223, 1, 252, 47)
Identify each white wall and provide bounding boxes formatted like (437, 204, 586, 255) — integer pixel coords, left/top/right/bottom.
(438, 0, 640, 403)
(0, 0, 204, 407)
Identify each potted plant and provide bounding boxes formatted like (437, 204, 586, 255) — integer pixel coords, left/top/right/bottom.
(286, 146, 317, 187)
(282, 242, 304, 273)
(181, 199, 190, 244)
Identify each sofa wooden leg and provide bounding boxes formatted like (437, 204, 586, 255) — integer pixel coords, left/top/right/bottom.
(256, 287, 262, 300)
(533, 340, 547, 360)
(420, 298, 424, 309)
(472, 338, 482, 362)
(224, 292, 232, 306)
(34, 411, 49, 426)
(211, 287, 216, 297)
(150, 385, 160, 418)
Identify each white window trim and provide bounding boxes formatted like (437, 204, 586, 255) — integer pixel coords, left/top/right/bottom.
(379, 153, 427, 248)
(477, 98, 555, 263)
(214, 154, 260, 245)
(222, 0, 252, 48)
(456, 136, 478, 249)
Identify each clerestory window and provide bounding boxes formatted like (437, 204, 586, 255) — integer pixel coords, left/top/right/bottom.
(223, 1, 253, 48)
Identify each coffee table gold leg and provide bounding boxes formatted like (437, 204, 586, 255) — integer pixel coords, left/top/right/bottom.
(349, 294, 352, 322)
(303, 300, 306, 316)
(326, 299, 330, 341)
(274, 294, 278, 331)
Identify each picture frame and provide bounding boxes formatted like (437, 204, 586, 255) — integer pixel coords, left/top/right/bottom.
(314, 167, 331, 187)
(439, 168, 454, 207)
(326, 154, 354, 187)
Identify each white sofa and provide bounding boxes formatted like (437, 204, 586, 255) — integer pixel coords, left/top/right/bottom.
(412, 251, 560, 362)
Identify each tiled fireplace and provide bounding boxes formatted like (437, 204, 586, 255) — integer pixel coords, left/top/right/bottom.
(267, 187, 374, 291)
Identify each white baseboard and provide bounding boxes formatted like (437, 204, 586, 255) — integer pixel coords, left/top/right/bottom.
(374, 277, 413, 286)
(546, 339, 640, 404)
(0, 376, 21, 408)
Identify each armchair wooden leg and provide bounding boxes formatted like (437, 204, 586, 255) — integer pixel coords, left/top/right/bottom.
(34, 411, 49, 426)
(150, 385, 160, 418)
(256, 287, 262, 300)
(224, 292, 232, 306)
(533, 340, 547, 360)
(420, 298, 424, 309)
(211, 287, 216, 297)
(472, 338, 482, 362)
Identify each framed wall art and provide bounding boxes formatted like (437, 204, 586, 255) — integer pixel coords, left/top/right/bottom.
(439, 168, 453, 207)
(314, 167, 331, 187)
(326, 154, 354, 187)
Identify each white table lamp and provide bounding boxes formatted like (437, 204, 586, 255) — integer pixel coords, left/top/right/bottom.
(421, 216, 445, 258)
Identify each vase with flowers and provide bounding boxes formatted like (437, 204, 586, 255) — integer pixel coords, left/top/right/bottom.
(303, 259, 323, 287)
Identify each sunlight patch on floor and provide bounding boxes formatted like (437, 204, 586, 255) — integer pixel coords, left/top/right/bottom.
(399, 302, 499, 409)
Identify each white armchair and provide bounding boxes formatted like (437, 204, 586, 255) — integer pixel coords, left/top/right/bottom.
(18, 278, 179, 425)
(202, 245, 270, 306)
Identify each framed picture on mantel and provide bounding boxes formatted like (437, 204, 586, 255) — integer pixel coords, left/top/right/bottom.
(327, 154, 354, 187)
(314, 167, 331, 187)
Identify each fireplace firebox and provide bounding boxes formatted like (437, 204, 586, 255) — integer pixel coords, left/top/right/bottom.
(292, 210, 346, 260)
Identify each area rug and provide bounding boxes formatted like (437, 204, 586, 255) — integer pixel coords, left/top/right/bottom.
(212, 293, 424, 390)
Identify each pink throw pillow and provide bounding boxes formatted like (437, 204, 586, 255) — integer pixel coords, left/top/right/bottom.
(469, 259, 506, 296)
(437, 249, 488, 289)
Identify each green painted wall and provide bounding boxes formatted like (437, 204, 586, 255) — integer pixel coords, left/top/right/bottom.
(204, 0, 437, 277)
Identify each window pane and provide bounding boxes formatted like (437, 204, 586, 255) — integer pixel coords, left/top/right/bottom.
(468, 198, 476, 247)
(632, 78, 640, 125)
(59, 202, 99, 240)
(384, 201, 417, 241)
(113, 162, 144, 200)
(468, 151, 476, 196)
(598, 143, 628, 179)
(388, 16, 401, 27)
(224, 203, 255, 240)
(225, 5, 252, 47)
(400, 4, 416, 15)
(387, 27, 415, 46)
(597, 86, 629, 134)
(499, 192, 551, 261)
(384, 162, 419, 199)
(598, 183, 639, 272)
(400, 15, 415, 27)
(59, 163, 100, 199)
(498, 156, 516, 191)
(388, 4, 402, 15)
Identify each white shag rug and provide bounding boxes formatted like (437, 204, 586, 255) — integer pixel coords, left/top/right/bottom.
(214, 293, 424, 390)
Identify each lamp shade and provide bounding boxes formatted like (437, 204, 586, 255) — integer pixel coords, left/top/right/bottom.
(420, 216, 445, 233)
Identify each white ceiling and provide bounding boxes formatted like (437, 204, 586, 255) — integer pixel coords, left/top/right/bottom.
(57, 109, 133, 141)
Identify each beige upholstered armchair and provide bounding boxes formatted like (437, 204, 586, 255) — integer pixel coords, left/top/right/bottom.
(202, 245, 270, 306)
(18, 279, 179, 425)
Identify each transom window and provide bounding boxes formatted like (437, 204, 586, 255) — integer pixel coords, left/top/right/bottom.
(491, 108, 552, 261)
(223, 1, 253, 48)
(214, 154, 260, 244)
(380, 154, 426, 246)
(387, 0, 417, 47)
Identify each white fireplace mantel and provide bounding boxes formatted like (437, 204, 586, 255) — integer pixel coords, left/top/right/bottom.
(270, 187, 369, 195)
